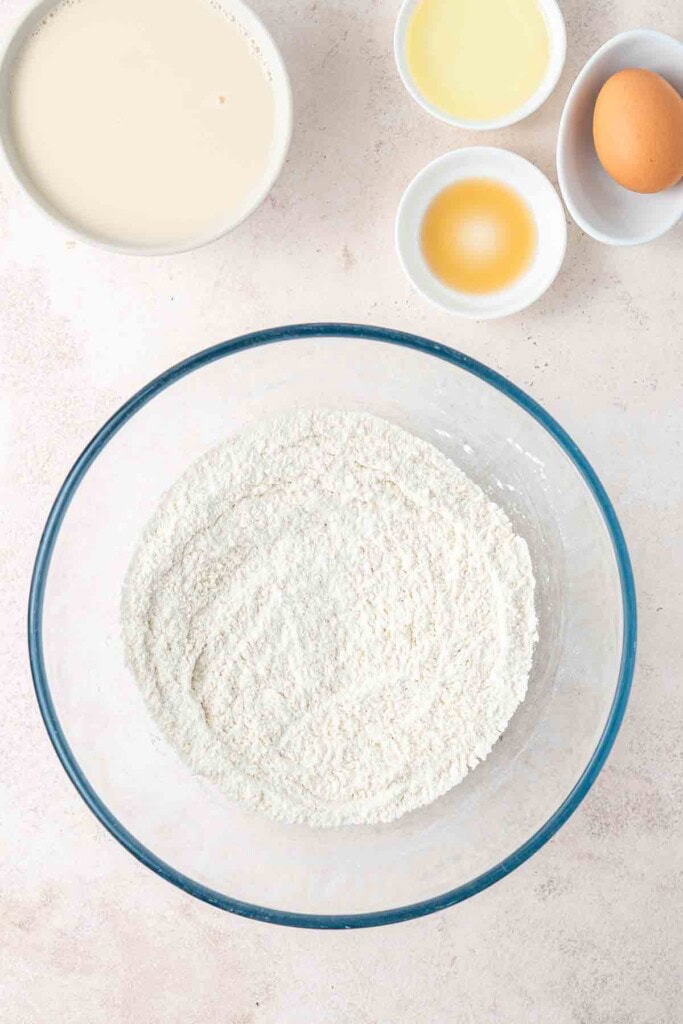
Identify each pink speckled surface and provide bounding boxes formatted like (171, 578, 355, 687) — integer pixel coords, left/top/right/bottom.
(2, 0, 682, 1020)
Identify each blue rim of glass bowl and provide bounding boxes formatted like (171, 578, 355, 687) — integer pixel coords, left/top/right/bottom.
(28, 322, 637, 930)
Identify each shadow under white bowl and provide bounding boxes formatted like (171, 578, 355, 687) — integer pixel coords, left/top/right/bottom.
(0, 0, 292, 256)
(394, 0, 566, 130)
(557, 29, 683, 246)
(396, 147, 567, 319)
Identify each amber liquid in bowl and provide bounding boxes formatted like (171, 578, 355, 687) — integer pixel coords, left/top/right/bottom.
(420, 178, 537, 294)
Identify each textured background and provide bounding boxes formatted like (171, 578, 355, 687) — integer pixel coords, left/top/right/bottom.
(2, 0, 682, 1021)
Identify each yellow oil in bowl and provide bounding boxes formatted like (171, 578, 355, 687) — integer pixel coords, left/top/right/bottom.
(420, 178, 537, 295)
(406, 0, 550, 123)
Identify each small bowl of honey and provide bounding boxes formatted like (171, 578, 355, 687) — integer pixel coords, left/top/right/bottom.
(396, 147, 567, 319)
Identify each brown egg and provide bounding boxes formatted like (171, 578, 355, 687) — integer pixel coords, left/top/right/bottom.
(593, 68, 683, 194)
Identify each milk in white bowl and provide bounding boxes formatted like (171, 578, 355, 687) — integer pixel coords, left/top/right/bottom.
(0, 0, 292, 253)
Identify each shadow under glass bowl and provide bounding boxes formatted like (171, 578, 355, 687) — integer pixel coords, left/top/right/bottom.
(29, 324, 636, 929)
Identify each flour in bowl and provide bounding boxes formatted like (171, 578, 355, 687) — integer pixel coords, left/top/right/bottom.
(121, 409, 537, 826)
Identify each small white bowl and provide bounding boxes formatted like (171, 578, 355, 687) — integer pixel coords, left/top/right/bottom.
(396, 147, 567, 319)
(394, 0, 566, 131)
(557, 29, 683, 246)
(0, 0, 292, 256)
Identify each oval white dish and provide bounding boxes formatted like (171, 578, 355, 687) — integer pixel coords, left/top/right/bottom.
(557, 29, 683, 246)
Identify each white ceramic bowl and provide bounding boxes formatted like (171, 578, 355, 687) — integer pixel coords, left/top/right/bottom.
(394, 0, 566, 131)
(557, 29, 683, 246)
(396, 147, 567, 319)
(0, 0, 292, 256)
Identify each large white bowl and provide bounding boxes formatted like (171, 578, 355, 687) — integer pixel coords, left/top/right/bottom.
(29, 325, 635, 928)
(557, 29, 683, 246)
(0, 0, 292, 256)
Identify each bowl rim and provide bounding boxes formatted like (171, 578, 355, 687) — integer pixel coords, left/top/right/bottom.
(0, 0, 293, 257)
(393, 0, 567, 131)
(28, 322, 637, 929)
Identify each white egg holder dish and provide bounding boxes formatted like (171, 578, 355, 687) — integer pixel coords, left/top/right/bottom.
(396, 147, 567, 320)
(557, 29, 683, 246)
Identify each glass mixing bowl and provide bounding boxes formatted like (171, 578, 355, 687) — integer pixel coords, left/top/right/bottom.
(28, 324, 635, 928)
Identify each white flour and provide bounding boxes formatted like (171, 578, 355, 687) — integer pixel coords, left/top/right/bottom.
(121, 409, 537, 826)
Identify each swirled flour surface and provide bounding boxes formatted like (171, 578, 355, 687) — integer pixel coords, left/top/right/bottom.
(121, 410, 537, 826)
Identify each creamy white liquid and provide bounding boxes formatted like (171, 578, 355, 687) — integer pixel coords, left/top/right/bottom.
(9, 0, 278, 249)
